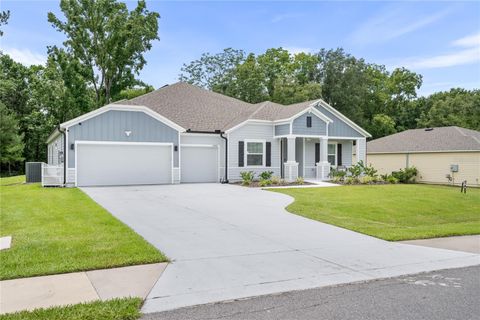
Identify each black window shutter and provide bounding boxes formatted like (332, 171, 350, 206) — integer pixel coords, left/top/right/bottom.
(315, 143, 320, 164)
(238, 141, 244, 167)
(306, 116, 312, 128)
(266, 142, 271, 167)
(337, 143, 343, 166)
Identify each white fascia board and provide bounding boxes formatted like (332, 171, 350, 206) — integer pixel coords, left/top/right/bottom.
(46, 130, 62, 144)
(273, 105, 333, 124)
(224, 119, 273, 134)
(316, 100, 372, 138)
(59, 104, 186, 132)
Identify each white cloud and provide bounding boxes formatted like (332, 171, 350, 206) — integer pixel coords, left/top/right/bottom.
(283, 47, 313, 55)
(1, 47, 46, 66)
(451, 32, 480, 48)
(350, 8, 449, 45)
(394, 32, 480, 70)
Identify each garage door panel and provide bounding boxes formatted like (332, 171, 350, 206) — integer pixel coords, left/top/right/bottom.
(181, 146, 218, 183)
(77, 143, 172, 186)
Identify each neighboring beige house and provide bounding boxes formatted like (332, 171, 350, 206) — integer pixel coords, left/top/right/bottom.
(366, 126, 480, 187)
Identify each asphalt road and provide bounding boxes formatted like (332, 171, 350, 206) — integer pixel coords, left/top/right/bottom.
(142, 266, 480, 320)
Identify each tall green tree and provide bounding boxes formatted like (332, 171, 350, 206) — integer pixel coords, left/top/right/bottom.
(369, 114, 397, 139)
(179, 48, 246, 93)
(417, 88, 480, 130)
(48, 0, 160, 105)
(0, 102, 24, 175)
(0, 10, 10, 36)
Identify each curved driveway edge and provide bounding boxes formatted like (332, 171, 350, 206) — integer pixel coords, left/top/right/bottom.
(81, 184, 480, 313)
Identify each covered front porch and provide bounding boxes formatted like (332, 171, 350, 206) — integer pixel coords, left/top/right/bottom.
(278, 136, 366, 182)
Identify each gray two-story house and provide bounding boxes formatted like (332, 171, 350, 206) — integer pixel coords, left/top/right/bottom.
(45, 82, 370, 187)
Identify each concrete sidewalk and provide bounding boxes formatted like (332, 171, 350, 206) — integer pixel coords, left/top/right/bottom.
(0, 263, 167, 314)
(400, 235, 480, 254)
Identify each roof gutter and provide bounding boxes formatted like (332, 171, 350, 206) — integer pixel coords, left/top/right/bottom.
(185, 129, 229, 184)
(56, 125, 67, 186)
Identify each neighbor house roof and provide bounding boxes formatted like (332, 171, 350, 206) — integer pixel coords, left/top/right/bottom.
(119, 82, 321, 131)
(367, 126, 480, 153)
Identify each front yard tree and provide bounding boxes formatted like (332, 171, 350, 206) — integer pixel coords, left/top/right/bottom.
(48, 0, 160, 106)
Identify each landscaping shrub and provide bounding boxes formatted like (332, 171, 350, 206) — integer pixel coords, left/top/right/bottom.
(296, 176, 305, 185)
(271, 176, 281, 185)
(259, 171, 274, 181)
(240, 171, 255, 186)
(330, 168, 347, 180)
(392, 167, 418, 183)
(363, 163, 378, 178)
(359, 176, 375, 184)
(332, 176, 343, 183)
(386, 175, 399, 184)
(258, 179, 272, 187)
(347, 162, 363, 178)
(344, 177, 354, 184)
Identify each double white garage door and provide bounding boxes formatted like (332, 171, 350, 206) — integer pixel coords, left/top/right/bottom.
(76, 142, 218, 187)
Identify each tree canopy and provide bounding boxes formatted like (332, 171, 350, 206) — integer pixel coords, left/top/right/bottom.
(48, 0, 160, 105)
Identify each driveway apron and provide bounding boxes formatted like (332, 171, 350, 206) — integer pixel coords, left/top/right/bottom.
(81, 184, 480, 313)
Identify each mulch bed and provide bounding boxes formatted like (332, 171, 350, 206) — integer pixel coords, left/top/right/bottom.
(232, 181, 314, 188)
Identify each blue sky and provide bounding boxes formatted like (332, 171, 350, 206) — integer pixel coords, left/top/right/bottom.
(1, 1, 479, 96)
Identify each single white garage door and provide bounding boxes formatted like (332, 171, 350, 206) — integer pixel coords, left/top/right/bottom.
(181, 145, 218, 183)
(76, 142, 172, 187)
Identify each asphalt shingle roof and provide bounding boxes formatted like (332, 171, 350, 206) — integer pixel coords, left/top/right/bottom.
(119, 82, 319, 131)
(367, 126, 480, 153)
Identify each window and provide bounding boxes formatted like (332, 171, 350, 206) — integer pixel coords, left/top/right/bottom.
(327, 143, 336, 166)
(306, 116, 312, 128)
(246, 141, 264, 166)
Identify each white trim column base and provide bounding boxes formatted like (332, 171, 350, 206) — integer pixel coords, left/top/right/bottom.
(284, 161, 299, 182)
(316, 161, 330, 180)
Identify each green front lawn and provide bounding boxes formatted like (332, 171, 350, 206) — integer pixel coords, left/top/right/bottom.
(0, 298, 142, 320)
(273, 184, 480, 241)
(0, 177, 166, 280)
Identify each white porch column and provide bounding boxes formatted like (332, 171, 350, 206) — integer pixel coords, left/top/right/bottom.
(356, 138, 366, 164)
(316, 137, 330, 180)
(284, 137, 298, 182)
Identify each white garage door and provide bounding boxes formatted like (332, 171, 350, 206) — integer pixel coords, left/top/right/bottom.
(181, 145, 218, 183)
(76, 142, 172, 187)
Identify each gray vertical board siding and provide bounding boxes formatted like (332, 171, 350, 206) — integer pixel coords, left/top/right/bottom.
(48, 135, 64, 166)
(292, 113, 327, 136)
(25, 162, 42, 183)
(341, 141, 353, 166)
(357, 138, 366, 163)
(67, 110, 179, 168)
(274, 124, 290, 136)
(295, 137, 304, 177)
(228, 123, 280, 181)
(315, 105, 364, 138)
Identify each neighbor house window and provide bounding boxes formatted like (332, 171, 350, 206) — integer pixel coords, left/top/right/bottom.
(306, 116, 312, 128)
(328, 143, 336, 166)
(246, 141, 264, 166)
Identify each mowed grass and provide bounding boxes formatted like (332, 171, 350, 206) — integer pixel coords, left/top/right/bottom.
(272, 184, 480, 241)
(0, 298, 142, 320)
(0, 176, 166, 280)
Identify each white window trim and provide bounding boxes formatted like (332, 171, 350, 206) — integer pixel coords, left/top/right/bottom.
(328, 143, 337, 167)
(244, 139, 266, 167)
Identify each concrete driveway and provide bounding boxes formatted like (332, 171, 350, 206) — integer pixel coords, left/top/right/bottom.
(82, 184, 479, 313)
